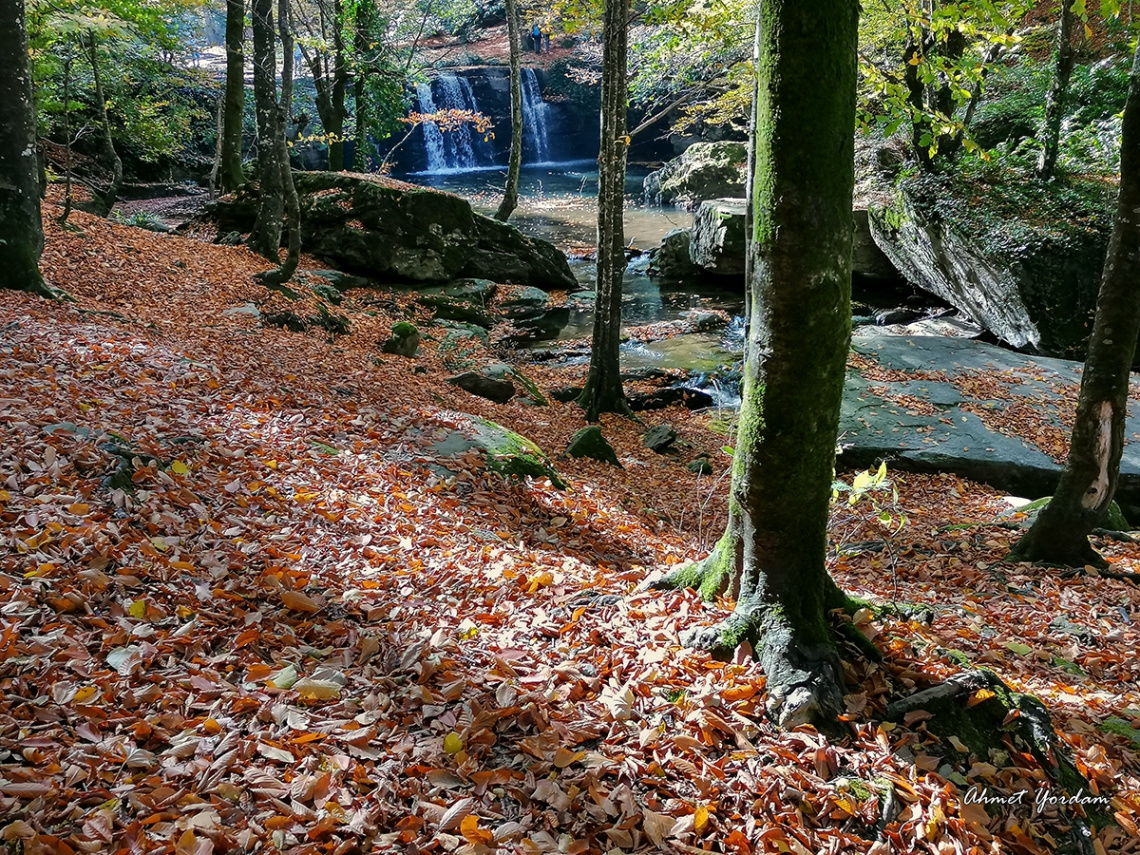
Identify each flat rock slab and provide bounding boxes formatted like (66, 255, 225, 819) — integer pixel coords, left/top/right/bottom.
(839, 331, 1140, 520)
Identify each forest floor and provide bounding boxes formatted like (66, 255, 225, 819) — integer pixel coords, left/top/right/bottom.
(1, 204, 1139, 854)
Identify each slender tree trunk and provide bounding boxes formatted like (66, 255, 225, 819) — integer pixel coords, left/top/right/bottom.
(87, 32, 123, 217)
(576, 0, 631, 421)
(59, 52, 74, 224)
(0, 0, 50, 296)
(261, 0, 301, 284)
(656, 0, 860, 729)
(328, 0, 347, 171)
(1010, 40, 1140, 567)
(209, 93, 224, 199)
(494, 0, 523, 221)
(221, 0, 246, 193)
(1038, 0, 1076, 180)
(352, 5, 371, 173)
(250, 0, 284, 260)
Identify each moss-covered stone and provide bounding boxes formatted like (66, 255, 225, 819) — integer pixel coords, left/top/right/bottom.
(310, 282, 343, 305)
(1008, 495, 1130, 530)
(430, 412, 566, 489)
(380, 322, 420, 357)
(565, 426, 621, 467)
(643, 141, 748, 209)
(416, 294, 498, 328)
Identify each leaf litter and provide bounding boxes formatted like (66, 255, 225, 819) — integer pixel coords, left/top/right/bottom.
(0, 206, 1137, 853)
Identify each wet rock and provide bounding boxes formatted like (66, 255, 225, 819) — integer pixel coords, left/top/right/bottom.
(380, 322, 420, 357)
(418, 294, 497, 328)
(688, 457, 713, 475)
(648, 228, 702, 280)
(875, 307, 924, 326)
(643, 425, 678, 453)
(565, 426, 621, 467)
(628, 386, 714, 411)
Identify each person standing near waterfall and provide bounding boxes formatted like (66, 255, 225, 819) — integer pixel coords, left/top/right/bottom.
(531, 22, 541, 53)
(541, 22, 552, 53)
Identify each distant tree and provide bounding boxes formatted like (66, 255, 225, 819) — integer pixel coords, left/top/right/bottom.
(296, 0, 349, 171)
(655, 0, 861, 728)
(1037, 0, 1076, 180)
(250, 0, 285, 259)
(577, 0, 632, 421)
(1010, 38, 1140, 567)
(494, 0, 523, 221)
(0, 0, 51, 296)
(260, 0, 301, 284)
(86, 31, 124, 215)
(221, 0, 246, 191)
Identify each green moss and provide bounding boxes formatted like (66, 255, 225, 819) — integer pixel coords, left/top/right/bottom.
(472, 417, 567, 490)
(1100, 716, 1140, 747)
(391, 321, 418, 337)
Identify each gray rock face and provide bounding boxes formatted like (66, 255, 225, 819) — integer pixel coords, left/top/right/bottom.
(565, 426, 621, 466)
(648, 228, 702, 279)
(867, 177, 1113, 359)
(852, 209, 900, 281)
(839, 331, 1140, 521)
(430, 411, 566, 488)
(209, 173, 577, 290)
(643, 142, 747, 210)
(689, 199, 747, 276)
(643, 424, 678, 453)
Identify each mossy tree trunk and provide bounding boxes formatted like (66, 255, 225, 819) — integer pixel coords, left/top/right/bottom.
(576, 0, 631, 421)
(86, 32, 123, 217)
(1010, 39, 1140, 568)
(352, 3, 372, 173)
(221, 0, 246, 192)
(250, 0, 284, 260)
(261, 0, 301, 285)
(0, 0, 51, 296)
(655, 0, 859, 728)
(1037, 0, 1076, 181)
(494, 0, 523, 222)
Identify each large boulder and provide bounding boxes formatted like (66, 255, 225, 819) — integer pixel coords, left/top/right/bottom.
(689, 199, 747, 276)
(644, 142, 747, 209)
(430, 412, 566, 488)
(648, 228, 702, 279)
(868, 172, 1116, 359)
(208, 172, 577, 290)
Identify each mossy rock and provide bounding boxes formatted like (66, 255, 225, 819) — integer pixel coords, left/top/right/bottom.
(431, 412, 566, 489)
(688, 458, 713, 475)
(381, 322, 420, 357)
(643, 424, 678, 453)
(417, 294, 497, 328)
(310, 282, 344, 305)
(565, 427, 621, 467)
(481, 363, 546, 405)
(420, 278, 498, 303)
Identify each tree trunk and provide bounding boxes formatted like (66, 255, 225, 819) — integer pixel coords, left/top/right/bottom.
(328, 0, 347, 171)
(250, 0, 284, 260)
(576, 0, 631, 421)
(494, 0, 523, 222)
(59, 51, 74, 224)
(352, 4, 371, 173)
(656, 0, 860, 729)
(221, 0, 246, 193)
(1010, 39, 1140, 567)
(260, 0, 301, 285)
(87, 32, 123, 217)
(0, 0, 50, 296)
(1037, 0, 1076, 181)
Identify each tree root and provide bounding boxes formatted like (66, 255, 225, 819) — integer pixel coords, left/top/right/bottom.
(651, 532, 739, 601)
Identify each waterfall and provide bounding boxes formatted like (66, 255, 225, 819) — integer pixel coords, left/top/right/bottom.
(521, 68, 552, 163)
(415, 82, 447, 173)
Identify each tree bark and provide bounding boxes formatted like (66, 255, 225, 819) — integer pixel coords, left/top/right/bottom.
(59, 51, 74, 224)
(221, 0, 246, 193)
(576, 0, 631, 421)
(260, 0, 301, 285)
(1010, 39, 1140, 567)
(494, 0, 523, 222)
(656, 0, 860, 729)
(87, 32, 123, 217)
(0, 0, 50, 296)
(352, 4, 371, 173)
(1037, 0, 1076, 181)
(250, 0, 284, 260)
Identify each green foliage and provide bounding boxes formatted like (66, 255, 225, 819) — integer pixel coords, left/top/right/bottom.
(832, 462, 908, 537)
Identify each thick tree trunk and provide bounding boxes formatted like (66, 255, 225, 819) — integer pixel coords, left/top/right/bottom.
(494, 0, 523, 222)
(87, 33, 123, 217)
(221, 0, 246, 193)
(658, 0, 859, 729)
(261, 0, 301, 285)
(250, 0, 284, 260)
(1037, 0, 1076, 180)
(576, 0, 631, 421)
(1011, 40, 1140, 567)
(0, 0, 50, 296)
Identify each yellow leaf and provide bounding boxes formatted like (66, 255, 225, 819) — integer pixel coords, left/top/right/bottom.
(73, 685, 99, 704)
(0, 490, 10, 502)
(171, 460, 189, 475)
(280, 590, 321, 613)
(68, 502, 89, 514)
(294, 678, 341, 700)
(128, 599, 147, 620)
(460, 814, 493, 845)
(443, 732, 464, 755)
(967, 688, 996, 707)
(694, 805, 710, 832)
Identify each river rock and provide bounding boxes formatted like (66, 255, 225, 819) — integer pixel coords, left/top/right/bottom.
(689, 199, 747, 276)
(207, 173, 577, 290)
(417, 294, 498, 327)
(648, 228, 702, 279)
(867, 173, 1116, 359)
(643, 141, 748, 209)
(565, 427, 621, 466)
(498, 286, 550, 319)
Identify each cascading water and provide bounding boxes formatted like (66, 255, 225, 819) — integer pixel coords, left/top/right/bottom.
(424, 74, 494, 171)
(415, 82, 448, 173)
(521, 68, 552, 163)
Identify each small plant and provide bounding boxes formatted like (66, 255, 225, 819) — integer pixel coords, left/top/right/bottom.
(112, 210, 169, 233)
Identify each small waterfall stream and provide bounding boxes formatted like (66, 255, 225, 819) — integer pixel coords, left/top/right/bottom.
(415, 82, 448, 173)
(521, 68, 552, 163)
